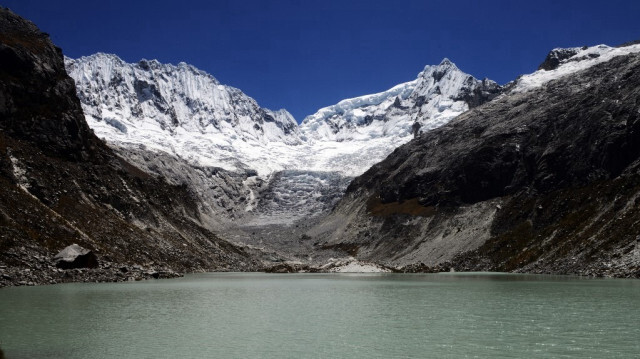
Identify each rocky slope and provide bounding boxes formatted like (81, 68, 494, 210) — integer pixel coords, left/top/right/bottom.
(309, 46, 640, 277)
(0, 8, 261, 287)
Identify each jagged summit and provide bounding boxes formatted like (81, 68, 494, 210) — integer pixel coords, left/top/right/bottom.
(299, 58, 502, 143)
(437, 57, 454, 66)
(67, 52, 297, 142)
(66, 53, 302, 174)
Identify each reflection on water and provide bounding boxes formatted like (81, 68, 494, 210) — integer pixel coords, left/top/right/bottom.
(0, 273, 639, 358)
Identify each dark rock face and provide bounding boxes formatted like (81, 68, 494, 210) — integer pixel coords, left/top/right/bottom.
(264, 263, 312, 273)
(453, 77, 503, 109)
(0, 9, 98, 160)
(538, 48, 581, 71)
(0, 8, 261, 287)
(314, 52, 640, 278)
(617, 39, 640, 48)
(53, 244, 98, 269)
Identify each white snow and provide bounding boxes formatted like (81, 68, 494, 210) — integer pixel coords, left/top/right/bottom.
(65, 53, 301, 176)
(65, 55, 491, 178)
(299, 58, 485, 144)
(511, 44, 640, 93)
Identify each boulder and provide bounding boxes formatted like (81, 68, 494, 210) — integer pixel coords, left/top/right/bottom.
(53, 244, 98, 269)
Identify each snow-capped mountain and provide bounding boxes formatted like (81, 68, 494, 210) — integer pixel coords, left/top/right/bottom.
(316, 41, 640, 276)
(66, 54, 499, 177)
(300, 58, 501, 142)
(65, 53, 301, 175)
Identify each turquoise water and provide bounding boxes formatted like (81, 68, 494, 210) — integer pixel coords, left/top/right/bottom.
(0, 273, 638, 358)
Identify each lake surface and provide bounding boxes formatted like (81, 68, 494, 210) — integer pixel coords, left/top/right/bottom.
(0, 272, 639, 358)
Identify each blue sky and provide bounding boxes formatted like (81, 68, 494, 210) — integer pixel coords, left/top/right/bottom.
(5, 0, 640, 122)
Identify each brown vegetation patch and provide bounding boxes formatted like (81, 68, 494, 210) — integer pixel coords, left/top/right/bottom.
(0, 31, 48, 53)
(367, 196, 436, 217)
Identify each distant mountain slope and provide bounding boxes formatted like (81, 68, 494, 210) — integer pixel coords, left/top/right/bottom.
(309, 44, 640, 278)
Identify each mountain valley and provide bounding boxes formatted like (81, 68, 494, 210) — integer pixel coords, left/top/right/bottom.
(2, 7, 640, 286)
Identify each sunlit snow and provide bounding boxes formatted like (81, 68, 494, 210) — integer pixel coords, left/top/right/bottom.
(511, 44, 640, 93)
(66, 55, 487, 177)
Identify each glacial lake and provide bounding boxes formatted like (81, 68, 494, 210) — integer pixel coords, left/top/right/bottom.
(0, 273, 639, 358)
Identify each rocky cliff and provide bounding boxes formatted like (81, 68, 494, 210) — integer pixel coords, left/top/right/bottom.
(0, 8, 260, 287)
(310, 49, 640, 278)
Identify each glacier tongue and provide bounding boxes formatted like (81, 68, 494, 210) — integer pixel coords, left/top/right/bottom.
(245, 170, 352, 226)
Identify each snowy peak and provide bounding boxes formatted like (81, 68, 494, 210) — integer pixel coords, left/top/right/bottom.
(299, 58, 502, 142)
(65, 53, 300, 146)
(439, 57, 453, 66)
(299, 79, 417, 141)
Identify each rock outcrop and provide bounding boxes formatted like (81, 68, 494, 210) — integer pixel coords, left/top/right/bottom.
(537, 47, 582, 71)
(53, 244, 98, 269)
(0, 10, 98, 160)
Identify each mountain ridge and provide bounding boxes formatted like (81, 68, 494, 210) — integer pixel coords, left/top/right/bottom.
(65, 53, 499, 177)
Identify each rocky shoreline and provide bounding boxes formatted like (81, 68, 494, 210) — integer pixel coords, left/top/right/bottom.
(1, 242, 636, 289)
(2, 262, 638, 289)
(0, 261, 183, 288)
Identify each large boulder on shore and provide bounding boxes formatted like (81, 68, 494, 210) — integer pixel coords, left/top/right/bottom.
(53, 244, 98, 269)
